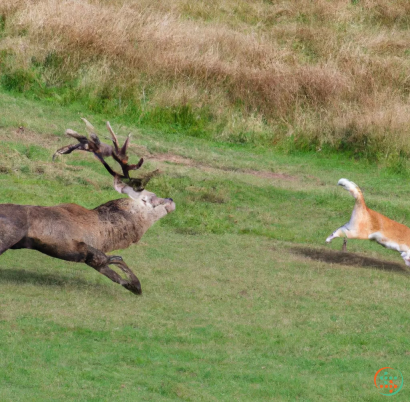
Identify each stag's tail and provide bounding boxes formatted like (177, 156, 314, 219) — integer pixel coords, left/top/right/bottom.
(338, 178, 365, 204)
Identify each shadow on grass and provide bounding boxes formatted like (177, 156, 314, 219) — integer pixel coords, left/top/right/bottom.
(291, 246, 409, 274)
(0, 267, 107, 289)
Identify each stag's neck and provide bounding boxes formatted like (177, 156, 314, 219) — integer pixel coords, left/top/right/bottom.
(94, 198, 151, 252)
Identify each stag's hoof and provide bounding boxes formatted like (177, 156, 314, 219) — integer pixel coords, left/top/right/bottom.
(123, 280, 142, 295)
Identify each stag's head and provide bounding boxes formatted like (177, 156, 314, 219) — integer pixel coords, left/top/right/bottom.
(56, 118, 176, 221)
(114, 175, 175, 224)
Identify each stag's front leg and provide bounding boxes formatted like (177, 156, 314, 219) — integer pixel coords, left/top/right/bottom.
(76, 243, 142, 295)
(107, 257, 142, 294)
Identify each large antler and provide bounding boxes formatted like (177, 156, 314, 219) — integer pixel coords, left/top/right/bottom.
(54, 119, 159, 191)
(53, 120, 113, 161)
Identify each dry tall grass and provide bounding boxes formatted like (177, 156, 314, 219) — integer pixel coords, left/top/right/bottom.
(2, 0, 410, 157)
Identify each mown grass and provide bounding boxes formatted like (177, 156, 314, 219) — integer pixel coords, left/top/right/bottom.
(0, 91, 410, 401)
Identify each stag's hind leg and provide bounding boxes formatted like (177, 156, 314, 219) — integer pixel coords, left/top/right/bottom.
(76, 243, 142, 295)
(0, 219, 27, 255)
(0, 234, 23, 255)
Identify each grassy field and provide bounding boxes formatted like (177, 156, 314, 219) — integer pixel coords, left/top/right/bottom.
(0, 90, 409, 401)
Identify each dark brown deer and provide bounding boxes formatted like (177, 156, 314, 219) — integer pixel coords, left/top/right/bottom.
(0, 120, 175, 295)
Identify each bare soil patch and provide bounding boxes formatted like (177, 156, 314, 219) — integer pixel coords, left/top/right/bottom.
(1, 126, 57, 147)
(243, 170, 296, 181)
(151, 153, 193, 166)
(151, 153, 297, 181)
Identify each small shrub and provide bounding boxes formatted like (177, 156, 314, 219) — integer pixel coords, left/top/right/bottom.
(0, 15, 5, 34)
(386, 152, 409, 176)
(1, 69, 36, 92)
(19, 165, 30, 174)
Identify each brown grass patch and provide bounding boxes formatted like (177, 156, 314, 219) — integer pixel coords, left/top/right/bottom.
(2, 0, 410, 155)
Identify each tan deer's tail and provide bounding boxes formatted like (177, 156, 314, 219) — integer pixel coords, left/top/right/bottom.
(338, 178, 365, 203)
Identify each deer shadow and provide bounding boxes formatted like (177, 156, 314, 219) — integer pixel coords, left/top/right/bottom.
(291, 246, 409, 274)
(0, 267, 107, 290)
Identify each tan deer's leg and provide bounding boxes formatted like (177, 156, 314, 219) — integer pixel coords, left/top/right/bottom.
(401, 252, 410, 267)
(326, 225, 348, 243)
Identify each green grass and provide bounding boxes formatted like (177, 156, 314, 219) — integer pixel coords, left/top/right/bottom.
(0, 90, 409, 401)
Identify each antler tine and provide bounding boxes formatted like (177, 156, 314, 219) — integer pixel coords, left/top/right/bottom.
(106, 121, 121, 154)
(65, 129, 89, 144)
(81, 117, 96, 134)
(110, 149, 131, 178)
(106, 122, 131, 160)
(105, 122, 144, 179)
(120, 134, 131, 156)
(52, 143, 83, 161)
(106, 121, 128, 177)
(52, 129, 91, 160)
(93, 151, 125, 179)
(81, 117, 101, 150)
(128, 157, 144, 171)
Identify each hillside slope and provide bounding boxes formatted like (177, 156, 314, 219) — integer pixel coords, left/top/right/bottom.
(2, 0, 410, 160)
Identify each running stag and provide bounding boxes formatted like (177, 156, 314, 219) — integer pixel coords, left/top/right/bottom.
(0, 120, 175, 295)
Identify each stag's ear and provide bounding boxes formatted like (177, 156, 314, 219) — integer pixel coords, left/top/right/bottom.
(113, 175, 143, 200)
(125, 188, 144, 201)
(113, 175, 126, 194)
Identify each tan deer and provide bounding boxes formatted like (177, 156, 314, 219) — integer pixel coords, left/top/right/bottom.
(0, 120, 175, 295)
(326, 178, 410, 266)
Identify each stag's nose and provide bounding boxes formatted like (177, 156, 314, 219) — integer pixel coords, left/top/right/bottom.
(164, 198, 176, 213)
